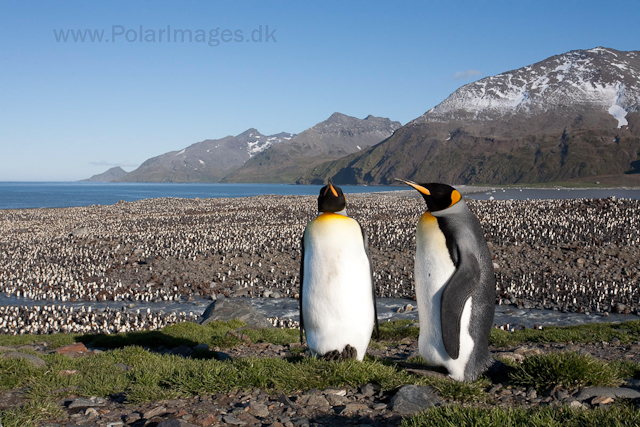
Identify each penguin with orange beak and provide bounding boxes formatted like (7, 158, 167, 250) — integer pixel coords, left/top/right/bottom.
(396, 179, 495, 381)
(299, 179, 378, 360)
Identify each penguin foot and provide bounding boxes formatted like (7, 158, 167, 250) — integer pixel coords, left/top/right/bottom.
(322, 350, 341, 361)
(341, 344, 358, 360)
(321, 344, 358, 361)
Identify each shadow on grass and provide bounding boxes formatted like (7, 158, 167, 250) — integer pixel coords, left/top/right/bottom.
(76, 330, 200, 350)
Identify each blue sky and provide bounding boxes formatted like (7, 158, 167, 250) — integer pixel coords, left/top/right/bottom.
(1, 0, 639, 181)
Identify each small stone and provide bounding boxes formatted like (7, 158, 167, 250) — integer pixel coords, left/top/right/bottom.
(143, 406, 167, 419)
(156, 420, 199, 427)
(390, 385, 442, 415)
(526, 388, 538, 400)
(326, 394, 350, 406)
(195, 414, 218, 426)
(359, 384, 376, 397)
(591, 395, 615, 405)
(323, 388, 347, 396)
(569, 400, 586, 410)
(223, 414, 247, 425)
(55, 342, 87, 355)
(305, 395, 330, 407)
(67, 397, 107, 409)
(84, 408, 99, 419)
(105, 422, 124, 427)
(248, 402, 270, 418)
(124, 413, 141, 423)
(340, 403, 371, 415)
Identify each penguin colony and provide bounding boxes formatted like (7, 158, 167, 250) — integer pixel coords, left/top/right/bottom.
(0, 194, 639, 334)
(0, 305, 197, 335)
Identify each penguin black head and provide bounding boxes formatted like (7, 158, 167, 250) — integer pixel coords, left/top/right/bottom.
(318, 179, 346, 213)
(395, 179, 462, 212)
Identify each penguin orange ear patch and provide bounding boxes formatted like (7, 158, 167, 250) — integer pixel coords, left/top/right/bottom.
(450, 190, 462, 206)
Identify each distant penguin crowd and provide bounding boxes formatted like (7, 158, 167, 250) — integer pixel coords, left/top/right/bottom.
(1, 186, 639, 371)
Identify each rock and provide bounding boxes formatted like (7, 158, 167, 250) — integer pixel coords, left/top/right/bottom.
(84, 407, 99, 419)
(66, 396, 107, 409)
(200, 298, 273, 329)
(143, 406, 167, 419)
(248, 402, 270, 418)
(193, 343, 210, 352)
(214, 351, 233, 361)
(323, 388, 347, 396)
(55, 342, 87, 355)
(591, 395, 615, 405)
(325, 394, 350, 406)
(222, 414, 247, 425)
(305, 395, 330, 407)
(389, 385, 442, 415)
(359, 383, 377, 397)
(569, 400, 586, 409)
(340, 403, 371, 415)
(575, 387, 640, 401)
(105, 422, 124, 427)
(194, 414, 217, 427)
(2, 352, 47, 368)
(169, 345, 193, 357)
(156, 420, 199, 427)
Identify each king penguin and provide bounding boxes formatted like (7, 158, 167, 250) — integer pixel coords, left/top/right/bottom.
(299, 179, 379, 361)
(396, 179, 495, 381)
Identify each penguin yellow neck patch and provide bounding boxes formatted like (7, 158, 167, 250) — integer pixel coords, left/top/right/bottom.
(419, 212, 438, 223)
(316, 212, 349, 222)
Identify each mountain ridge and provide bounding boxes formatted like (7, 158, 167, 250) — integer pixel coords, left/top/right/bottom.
(300, 47, 640, 186)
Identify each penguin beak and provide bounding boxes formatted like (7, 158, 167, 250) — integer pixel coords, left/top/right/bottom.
(394, 178, 431, 196)
(327, 179, 338, 197)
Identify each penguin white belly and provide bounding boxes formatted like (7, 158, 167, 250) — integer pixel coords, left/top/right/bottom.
(302, 213, 374, 361)
(415, 212, 475, 381)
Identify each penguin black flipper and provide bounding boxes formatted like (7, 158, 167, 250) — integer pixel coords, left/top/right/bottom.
(299, 236, 305, 345)
(359, 223, 379, 339)
(440, 249, 480, 360)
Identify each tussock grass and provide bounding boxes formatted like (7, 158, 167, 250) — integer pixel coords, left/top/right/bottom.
(508, 352, 624, 392)
(490, 320, 640, 348)
(401, 404, 640, 427)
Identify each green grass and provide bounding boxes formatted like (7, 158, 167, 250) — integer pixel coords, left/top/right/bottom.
(507, 352, 625, 392)
(0, 345, 481, 411)
(401, 403, 640, 427)
(489, 320, 640, 347)
(5, 318, 640, 427)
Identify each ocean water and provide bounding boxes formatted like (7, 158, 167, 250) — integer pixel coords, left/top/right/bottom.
(0, 182, 399, 210)
(1, 182, 639, 210)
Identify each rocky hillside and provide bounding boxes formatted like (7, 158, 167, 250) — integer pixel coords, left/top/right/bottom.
(300, 47, 640, 185)
(223, 113, 401, 183)
(82, 166, 129, 182)
(119, 129, 294, 183)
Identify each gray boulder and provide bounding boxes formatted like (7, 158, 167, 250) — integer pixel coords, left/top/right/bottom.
(200, 298, 273, 329)
(575, 387, 640, 401)
(389, 385, 442, 414)
(3, 352, 47, 368)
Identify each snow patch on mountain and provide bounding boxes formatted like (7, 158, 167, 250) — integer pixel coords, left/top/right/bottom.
(412, 47, 640, 128)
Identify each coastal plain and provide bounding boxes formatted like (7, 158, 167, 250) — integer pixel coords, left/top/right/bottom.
(0, 192, 639, 332)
